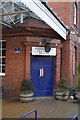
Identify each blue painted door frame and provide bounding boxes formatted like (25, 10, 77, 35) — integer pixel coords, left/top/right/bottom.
(30, 55, 54, 97)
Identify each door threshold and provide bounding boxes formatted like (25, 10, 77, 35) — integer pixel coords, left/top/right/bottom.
(34, 96, 54, 100)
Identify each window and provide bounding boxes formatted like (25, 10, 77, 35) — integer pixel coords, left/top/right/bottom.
(73, 3, 77, 25)
(0, 40, 6, 76)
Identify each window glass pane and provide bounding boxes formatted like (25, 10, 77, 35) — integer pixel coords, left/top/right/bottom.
(2, 42, 6, 48)
(0, 42, 1, 48)
(2, 58, 5, 64)
(0, 50, 1, 56)
(2, 66, 5, 73)
(0, 66, 1, 73)
(0, 58, 1, 64)
(2, 50, 6, 56)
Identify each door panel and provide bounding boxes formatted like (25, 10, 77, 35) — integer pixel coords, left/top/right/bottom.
(30, 55, 54, 96)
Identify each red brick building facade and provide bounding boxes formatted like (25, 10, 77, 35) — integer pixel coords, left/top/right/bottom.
(48, 1, 80, 85)
(2, 17, 64, 98)
(1, 1, 80, 99)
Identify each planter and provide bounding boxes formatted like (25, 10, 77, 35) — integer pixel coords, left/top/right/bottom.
(55, 78, 70, 101)
(20, 93, 34, 102)
(55, 89, 70, 101)
(20, 79, 34, 102)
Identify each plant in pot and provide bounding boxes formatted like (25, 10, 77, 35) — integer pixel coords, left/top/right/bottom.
(75, 64, 80, 90)
(55, 78, 70, 101)
(20, 79, 34, 102)
(71, 64, 80, 102)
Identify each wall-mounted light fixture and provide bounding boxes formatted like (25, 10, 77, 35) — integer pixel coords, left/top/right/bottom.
(44, 42, 51, 52)
(41, 38, 52, 52)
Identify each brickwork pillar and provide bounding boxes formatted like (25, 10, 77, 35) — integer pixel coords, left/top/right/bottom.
(56, 46, 61, 88)
(25, 46, 30, 80)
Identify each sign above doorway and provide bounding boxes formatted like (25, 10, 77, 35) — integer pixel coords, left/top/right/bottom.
(32, 47, 56, 56)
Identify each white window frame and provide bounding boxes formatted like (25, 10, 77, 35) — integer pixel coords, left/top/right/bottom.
(73, 3, 77, 25)
(0, 40, 6, 76)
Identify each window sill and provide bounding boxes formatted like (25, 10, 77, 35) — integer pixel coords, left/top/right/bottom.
(0, 73, 5, 76)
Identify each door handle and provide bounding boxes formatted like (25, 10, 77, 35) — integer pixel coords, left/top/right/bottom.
(40, 68, 42, 77)
(39, 68, 44, 77)
(41, 67, 44, 77)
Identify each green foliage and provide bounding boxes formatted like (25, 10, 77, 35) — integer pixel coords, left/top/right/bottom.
(55, 78, 69, 100)
(20, 79, 34, 94)
(77, 64, 80, 88)
(73, 64, 80, 90)
(58, 78, 69, 91)
(77, 64, 80, 73)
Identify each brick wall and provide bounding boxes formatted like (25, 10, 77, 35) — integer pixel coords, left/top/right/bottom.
(48, 2, 70, 26)
(2, 36, 26, 99)
(2, 36, 60, 99)
(48, 2, 79, 28)
(48, 2, 80, 86)
(2, 15, 67, 98)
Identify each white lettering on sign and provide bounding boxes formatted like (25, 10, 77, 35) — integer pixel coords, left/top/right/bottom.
(32, 47, 56, 56)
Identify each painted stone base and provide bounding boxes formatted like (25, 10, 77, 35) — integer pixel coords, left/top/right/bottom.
(20, 93, 34, 102)
(55, 89, 70, 101)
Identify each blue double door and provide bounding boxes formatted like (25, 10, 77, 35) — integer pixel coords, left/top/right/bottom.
(30, 55, 54, 97)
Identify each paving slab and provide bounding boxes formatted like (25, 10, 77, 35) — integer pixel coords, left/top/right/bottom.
(2, 97, 79, 119)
